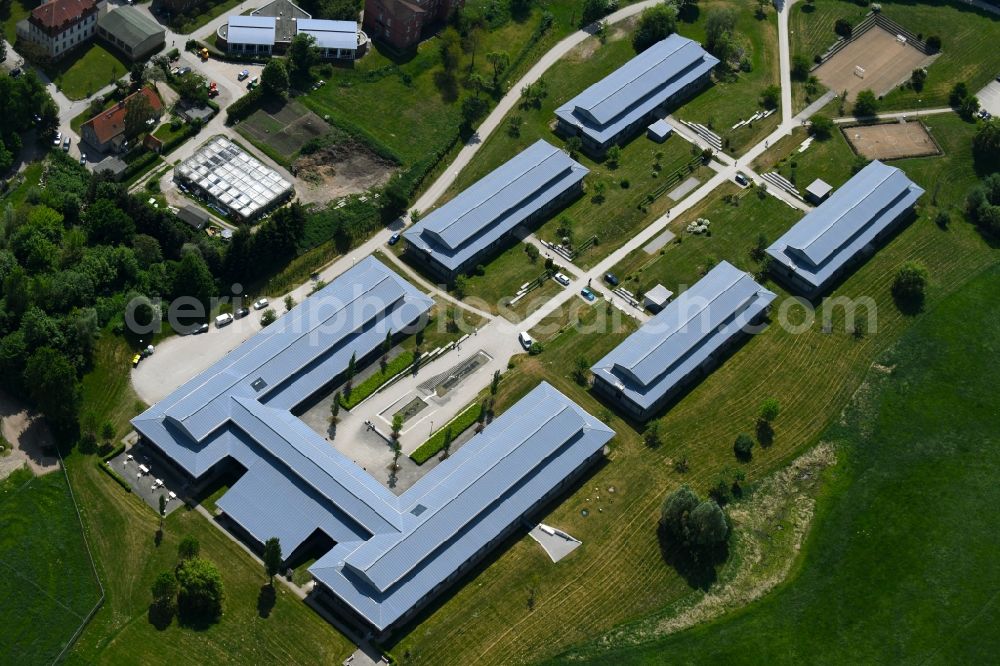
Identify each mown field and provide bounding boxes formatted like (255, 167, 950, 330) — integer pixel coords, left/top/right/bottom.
(385, 111, 997, 664)
(557, 260, 1000, 664)
(51, 44, 130, 101)
(791, 0, 1000, 112)
(0, 468, 102, 666)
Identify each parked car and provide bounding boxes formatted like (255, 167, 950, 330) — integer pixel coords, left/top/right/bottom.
(238, 69, 250, 81)
(580, 288, 596, 302)
(192, 323, 209, 334)
(215, 313, 234, 328)
(80, 153, 87, 165)
(170, 66, 180, 76)
(388, 233, 401, 245)
(246, 77, 259, 90)
(554, 272, 571, 286)
(252, 298, 269, 310)
(177, 66, 191, 76)
(234, 307, 250, 319)
(604, 273, 619, 287)
(735, 172, 749, 187)
(131, 353, 142, 368)
(52, 131, 62, 146)
(62, 136, 70, 151)
(518, 331, 533, 350)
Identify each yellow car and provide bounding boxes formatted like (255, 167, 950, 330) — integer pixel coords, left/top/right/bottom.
(132, 354, 141, 368)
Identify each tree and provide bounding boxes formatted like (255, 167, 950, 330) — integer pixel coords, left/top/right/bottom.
(284, 294, 295, 312)
(460, 95, 488, 127)
(758, 398, 781, 423)
(853, 89, 878, 117)
(755, 0, 768, 19)
(178, 536, 200, 560)
(809, 113, 834, 139)
(958, 95, 980, 121)
(949, 81, 970, 107)
(660, 485, 699, 538)
(84, 198, 135, 245)
(632, 3, 678, 53)
(733, 433, 754, 461)
(581, 0, 610, 26)
(453, 275, 468, 298)
(263, 537, 282, 583)
(606, 144, 622, 169)
(925, 35, 941, 52)
(123, 91, 155, 140)
(130, 62, 146, 86)
(791, 55, 811, 81)
(486, 50, 509, 87)
(760, 85, 780, 110)
(151, 571, 178, 610)
(24, 348, 79, 432)
(573, 356, 589, 385)
(261, 59, 290, 98)
(834, 18, 852, 39)
(288, 33, 319, 80)
(175, 73, 209, 105)
(688, 500, 729, 549)
(159, 494, 167, 516)
(507, 114, 523, 138)
(524, 243, 539, 263)
(391, 414, 403, 444)
(643, 421, 662, 448)
(565, 136, 583, 159)
(892, 261, 929, 305)
(441, 425, 454, 458)
(490, 369, 501, 396)
(705, 7, 737, 62)
(175, 557, 224, 623)
(172, 251, 215, 312)
(910, 67, 927, 92)
(439, 27, 461, 71)
(973, 119, 1000, 172)
(331, 391, 341, 423)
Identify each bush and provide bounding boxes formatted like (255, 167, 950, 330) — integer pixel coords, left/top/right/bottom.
(892, 261, 929, 306)
(853, 89, 878, 117)
(791, 55, 811, 81)
(96, 460, 132, 492)
(338, 351, 415, 410)
(260, 308, 277, 327)
(175, 557, 224, 624)
(760, 85, 780, 110)
(809, 114, 834, 139)
(926, 35, 941, 51)
(411, 402, 483, 464)
(973, 119, 1000, 172)
(834, 18, 852, 39)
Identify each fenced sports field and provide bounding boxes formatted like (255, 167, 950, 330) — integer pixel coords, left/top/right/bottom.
(842, 121, 941, 160)
(815, 27, 933, 101)
(237, 100, 328, 160)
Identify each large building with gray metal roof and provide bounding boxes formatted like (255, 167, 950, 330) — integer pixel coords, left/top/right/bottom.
(555, 34, 719, 156)
(765, 160, 924, 299)
(131, 256, 613, 637)
(591, 261, 775, 421)
(402, 139, 588, 282)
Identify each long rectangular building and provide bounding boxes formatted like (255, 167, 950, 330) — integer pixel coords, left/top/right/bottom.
(402, 139, 588, 282)
(132, 256, 613, 637)
(555, 34, 719, 156)
(765, 160, 924, 299)
(591, 261, 775, 421)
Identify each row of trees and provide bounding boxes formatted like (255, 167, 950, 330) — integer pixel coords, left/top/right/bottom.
(0, 71, 59, 174)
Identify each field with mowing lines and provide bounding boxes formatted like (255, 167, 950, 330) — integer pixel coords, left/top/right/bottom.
(0, 468, 102, 666)
(386, 107, 997, 666)
(557, 261, 1000, 664)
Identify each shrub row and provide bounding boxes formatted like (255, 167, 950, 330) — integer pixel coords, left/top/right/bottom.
(101, 442, 126, 462)
(340, 351, 415, 410)
(410, 402, 483, 465)
(226, 86, 264, 124)
(96, 460, 132, 493)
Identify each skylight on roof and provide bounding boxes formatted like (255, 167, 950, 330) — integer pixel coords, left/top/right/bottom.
(251, 377, 268, 391)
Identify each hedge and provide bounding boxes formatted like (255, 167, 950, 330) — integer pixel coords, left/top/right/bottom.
(226, 86, 264, 124)
(340, 351, 415, 410)
(101, 442, 126, 462)
(96, 460, 132, 493)
(410, 402, 483, 464)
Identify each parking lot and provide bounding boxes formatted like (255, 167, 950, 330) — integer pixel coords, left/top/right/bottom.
(107, 442, 188, 515)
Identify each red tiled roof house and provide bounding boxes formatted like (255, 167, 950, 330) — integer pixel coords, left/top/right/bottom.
(81, 87, 163, 154)
(16, 0, 99, 59)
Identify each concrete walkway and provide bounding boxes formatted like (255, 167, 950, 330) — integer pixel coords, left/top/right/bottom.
(833, 107, 954, 123)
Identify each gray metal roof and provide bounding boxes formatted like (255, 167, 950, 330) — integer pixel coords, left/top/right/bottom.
(98, 6, 164, 47)
(403, 140, 588, 273)
(766, 160, 924, 295)
(555, 35, 719, 146)
(132, 258, 614, 633)
(592, 261, 775, 412)
(226, 15, 276, 45)
(647, 119, 673, 140)
(297, 19, 357, 50)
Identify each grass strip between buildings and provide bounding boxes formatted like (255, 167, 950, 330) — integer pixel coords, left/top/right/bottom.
(410, 402, 483, 465)
(340, 351, 415, 410)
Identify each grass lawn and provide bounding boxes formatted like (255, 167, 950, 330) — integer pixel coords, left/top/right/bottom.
(457, 239, 553, 316)
(556, 260, 1000, 664)
(51, 44, 129, 101)
(170, 0, 242, 35)
(750, 125, 857, 191)
(608, 184, 803, 297)
(64, 335, 356, 664)
(1, 0, 30, 45)
(384, 110, 997, 665)
(791, 0, 1000, 112)
(0, 468, 103, 666)
(152, 120, 189, 146)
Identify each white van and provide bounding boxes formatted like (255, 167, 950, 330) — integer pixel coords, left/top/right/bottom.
(518, 331, 533, 350)
(215, 313, 234, 328)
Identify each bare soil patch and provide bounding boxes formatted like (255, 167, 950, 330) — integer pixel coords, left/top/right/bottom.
(815, 27, 934, 101)
(0, 392, 59, 480)
(292, 139, 398, 205)
(843, 120, 941, 160)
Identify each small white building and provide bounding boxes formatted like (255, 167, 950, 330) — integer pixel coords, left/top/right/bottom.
(643, 284, 674, 313)
(297, 19, 361, 60)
